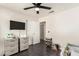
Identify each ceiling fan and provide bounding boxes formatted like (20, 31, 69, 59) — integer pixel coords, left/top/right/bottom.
(24, 3, 52, 14)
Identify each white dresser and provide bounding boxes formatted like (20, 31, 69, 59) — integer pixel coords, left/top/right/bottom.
(4, 38, 18, 56)
(20, 37, 29, 51)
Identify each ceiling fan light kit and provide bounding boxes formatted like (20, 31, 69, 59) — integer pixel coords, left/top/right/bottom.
(35, 7, 40, 11)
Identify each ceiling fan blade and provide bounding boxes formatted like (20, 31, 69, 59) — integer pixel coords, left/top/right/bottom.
(36, 11, 39, 14)
(32, 3, 37, 6)
(39, 6, 51, 10)
(24, 6, 35, 10)
(37, 3, 42, 6)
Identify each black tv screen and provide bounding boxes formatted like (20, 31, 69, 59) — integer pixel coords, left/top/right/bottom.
(10, 20, 25, 30)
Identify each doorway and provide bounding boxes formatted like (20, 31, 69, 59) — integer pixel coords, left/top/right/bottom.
(40, 22, 46, 42)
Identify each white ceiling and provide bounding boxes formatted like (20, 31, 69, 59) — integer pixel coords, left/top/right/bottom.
(0, 3, 79, 18)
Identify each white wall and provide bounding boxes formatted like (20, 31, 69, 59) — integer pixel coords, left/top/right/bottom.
(39, 6, 79, 49)
(0, 6, 27, 55)
(0, 6, 40, 55)
(0, 6, 27, 38)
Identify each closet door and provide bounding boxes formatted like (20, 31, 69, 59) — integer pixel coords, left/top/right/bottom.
(27, 20, 40, 45)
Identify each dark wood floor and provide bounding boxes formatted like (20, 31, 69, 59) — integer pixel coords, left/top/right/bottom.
(12, 41, 60, 56)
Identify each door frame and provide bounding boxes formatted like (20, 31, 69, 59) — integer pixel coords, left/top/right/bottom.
(40, 21, 46, 41)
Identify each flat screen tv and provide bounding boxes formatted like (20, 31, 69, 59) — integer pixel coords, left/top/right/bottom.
(10, 20, 25, 30)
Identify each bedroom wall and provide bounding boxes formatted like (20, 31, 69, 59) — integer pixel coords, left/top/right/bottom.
(39, 6, 79, 49)
(0, 6, 27, 55)
(0, 6, 40, 55)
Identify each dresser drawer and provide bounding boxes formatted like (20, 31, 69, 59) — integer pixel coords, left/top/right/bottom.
(5, 42, 18, 47)
(20, 39, 28, 43)
(22, 40, 28, 43)
(5, 39, 17, 42)
(5, 45, 18, 51)
(5, 40, 18, 46)
(20, 41, 28, 46)
(20, 44, 28, 51)
(5, 48, 18, 56)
